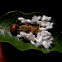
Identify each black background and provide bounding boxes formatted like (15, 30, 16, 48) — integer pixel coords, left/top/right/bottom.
(0, 1, 62, 61)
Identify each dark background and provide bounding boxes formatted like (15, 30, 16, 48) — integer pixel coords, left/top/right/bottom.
(0, 1, 62, 61)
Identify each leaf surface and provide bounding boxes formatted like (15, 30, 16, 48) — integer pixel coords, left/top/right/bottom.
(0, 10, 62, 54)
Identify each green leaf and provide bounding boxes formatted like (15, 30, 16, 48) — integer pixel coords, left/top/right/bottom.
(0, 10, 62, 54)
